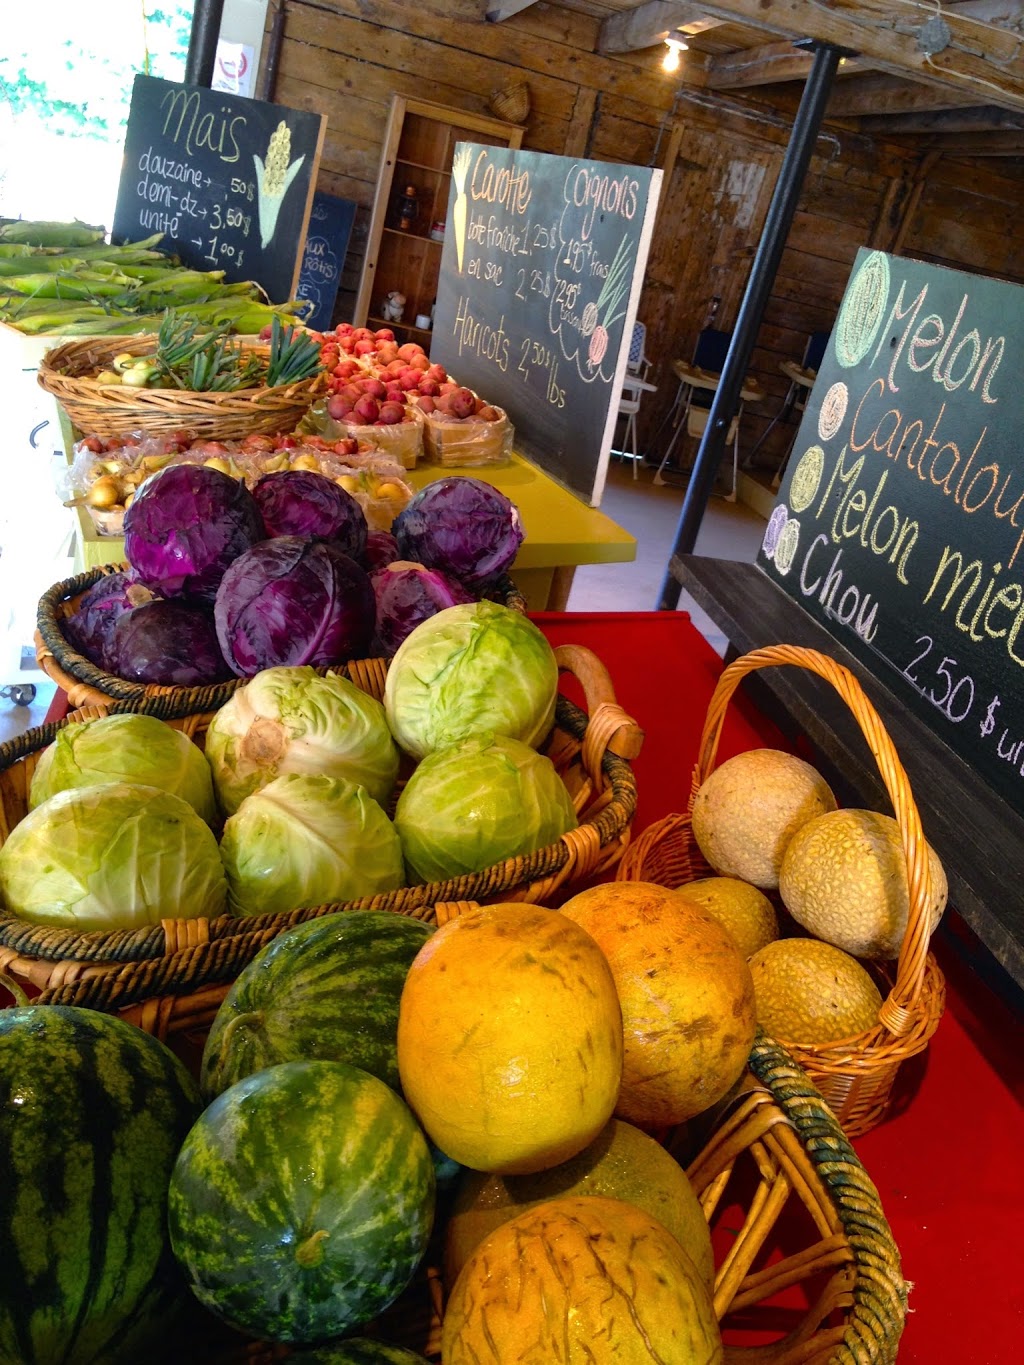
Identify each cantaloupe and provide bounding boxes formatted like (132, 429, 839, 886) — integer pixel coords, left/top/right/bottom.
(748, 937, 883, 1044)
(396, 904, 622, 1175)
(691, 749, 837, 889)
(441, 1195, 723, 1364)
(779, 807, 947, 959)
(443, 1117, 714, 1291)
(560, 881, 756, 1127)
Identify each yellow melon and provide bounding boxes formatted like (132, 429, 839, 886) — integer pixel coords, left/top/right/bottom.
(691, 749, 837, 889)
(443, 1117, 714, 1291)
(442, 1194, 723, 1365)
(396, 903, 622, 1174)
(748, 937, 883, 1044)
(560, 881, 756, 1127)
(779, 807, 948, 959)
(681, 876, 780, 958)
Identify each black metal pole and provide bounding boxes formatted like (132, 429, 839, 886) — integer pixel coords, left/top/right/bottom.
(184, 0, 226, 88)
(657, 41, 847, 610)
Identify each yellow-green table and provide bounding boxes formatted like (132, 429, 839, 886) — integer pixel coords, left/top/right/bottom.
(73, 452, 636, 611)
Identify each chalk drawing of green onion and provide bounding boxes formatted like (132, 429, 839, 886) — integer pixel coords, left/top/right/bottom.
(587, 233, 631, 370)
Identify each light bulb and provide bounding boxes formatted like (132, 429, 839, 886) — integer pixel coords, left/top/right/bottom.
(662, 36, 688, 73)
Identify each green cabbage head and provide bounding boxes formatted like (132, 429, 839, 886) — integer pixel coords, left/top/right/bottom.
(204, 665, 400, 816)
(394, 733, 578, 884)
(29, 712, 217, 826)
(384, 601, 558, 759)
(0, 782, 227, 931)
(220, 772, 406, 916)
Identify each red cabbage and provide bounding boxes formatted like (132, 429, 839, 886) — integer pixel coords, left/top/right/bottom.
(364, 530, 400, 572)
(66, 571, 159, 671)
(392, 477, 523, 588)
(214, 537, 376, 678)
(253, 470, 368, 561)
(370, 561, 474, 657)
(123, 463, 264, 602)
(113, 600, 231, 686)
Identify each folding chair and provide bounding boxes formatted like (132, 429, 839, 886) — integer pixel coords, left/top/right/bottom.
(610, 320, 657, 479)
(744, 330, 831, 486)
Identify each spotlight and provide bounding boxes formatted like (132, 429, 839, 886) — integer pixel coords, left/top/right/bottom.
(662, 36, 688, 73)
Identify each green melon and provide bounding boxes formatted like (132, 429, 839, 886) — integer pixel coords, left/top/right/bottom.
(168, 1059, 436, 1344)
(0, 1005, 201, 1364)
(288, 1339, 430, 1363)
(200, 910, 434, 1100)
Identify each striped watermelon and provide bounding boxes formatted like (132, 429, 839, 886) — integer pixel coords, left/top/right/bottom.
(200, 910, 434, 1100)
(0, 1005, 201, 1364)
(168, 1059, 435, 1344)
(289, 1340, 430, 1363)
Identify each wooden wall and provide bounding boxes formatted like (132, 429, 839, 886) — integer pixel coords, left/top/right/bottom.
(265, 0, 1024, 475)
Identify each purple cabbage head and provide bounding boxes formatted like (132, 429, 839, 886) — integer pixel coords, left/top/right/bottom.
(112, 600, 231, 686)
(364, 529, 400, 572)
(253, 470, 368, 561)
(123, 463, 264, 602)
(66, 570, 159, 671)
(214, 536, 376, 678)
(392, 477, 523, 589)
(370, 561, 474, 657)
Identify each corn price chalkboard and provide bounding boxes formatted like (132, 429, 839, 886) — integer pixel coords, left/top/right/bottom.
(112, 75, 326, 303)
(760, 248, 1024, 807)
(432, 145, 661, 505)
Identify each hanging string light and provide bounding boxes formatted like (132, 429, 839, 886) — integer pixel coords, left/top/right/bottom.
(662, 35, 689, 73)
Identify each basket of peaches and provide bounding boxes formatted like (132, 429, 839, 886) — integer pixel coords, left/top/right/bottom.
(311, 323, 513, 469)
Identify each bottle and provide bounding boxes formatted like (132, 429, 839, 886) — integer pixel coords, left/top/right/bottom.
(397, 184, 419, 232)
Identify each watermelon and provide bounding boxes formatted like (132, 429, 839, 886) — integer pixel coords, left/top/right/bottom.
(200, 910, 434, 1100)
(168, 1059, 436, 1343)
(289, 1340, 430, 1363)
(0, 1005, 201, 1365)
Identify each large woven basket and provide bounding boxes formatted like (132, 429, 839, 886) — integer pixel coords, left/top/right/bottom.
(617, 643, 946, 1139)
(35, 563, 527, 711)
(0, 643, 642, 993)
(37, 334, 328, 439)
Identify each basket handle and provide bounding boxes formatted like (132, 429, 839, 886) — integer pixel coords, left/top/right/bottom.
(554, 644, 644, 772)
(696, 644, 933, 1035)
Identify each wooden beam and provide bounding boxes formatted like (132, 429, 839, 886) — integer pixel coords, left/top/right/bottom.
(922, 128, 1024, 153)
(664, 0, 1024, 112)
(705, 40, 867, 89)
(859, 103, 1024, 134)
(597, 1, 710, 54)
(829, 72, 979, 116)
(484, 0, 536, 20)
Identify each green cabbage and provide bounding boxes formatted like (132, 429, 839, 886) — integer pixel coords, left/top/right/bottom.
(220, 772, 406, 916)
(204, 665, 400, 816)
(384, 601, 559, 759)
(29, 713, 217, 826)
(0, 782, 227, 931)
(394, 733, 578, 884)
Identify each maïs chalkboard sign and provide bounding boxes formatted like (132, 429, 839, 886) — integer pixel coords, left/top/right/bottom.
(760, 248, 1024, 807)
(432, 145, 661, 505)
(112, 75, 326, 304)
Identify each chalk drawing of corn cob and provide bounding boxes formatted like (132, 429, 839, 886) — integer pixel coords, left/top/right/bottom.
(253, 120, 306, 249)
(451, 146, 473, 273)
(587, 233, 631, 371)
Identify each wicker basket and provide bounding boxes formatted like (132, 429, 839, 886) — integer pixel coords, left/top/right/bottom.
(488, 80, 530, 124)
(617, 643, 947, 1139)
(37, 335, 328, 439)
(0, 642, 642, 994)
(34, 563, 528, 711)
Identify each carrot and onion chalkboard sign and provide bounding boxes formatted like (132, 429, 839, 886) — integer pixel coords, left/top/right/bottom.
(432, 145, 661, 505)
(760, 248, 1024, 806)
(112, 74, 326, 303)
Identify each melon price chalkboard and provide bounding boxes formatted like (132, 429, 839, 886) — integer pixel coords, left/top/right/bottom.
(112, 74, 326, 303)
(760, 248, 1024, 807)
(432, 145, 660, 505)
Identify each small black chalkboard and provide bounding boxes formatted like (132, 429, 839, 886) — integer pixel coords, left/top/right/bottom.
(112, 74, 326, 304)
(432, 146, 661, 505)
(295, 193, 357, 332)
(760, 248, 1024, 808)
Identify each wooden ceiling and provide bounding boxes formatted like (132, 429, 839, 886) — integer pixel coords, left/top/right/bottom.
(485, 0, 1024, 156)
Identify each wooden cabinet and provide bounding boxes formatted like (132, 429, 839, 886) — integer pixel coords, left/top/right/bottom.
(355, 97, 524, 351)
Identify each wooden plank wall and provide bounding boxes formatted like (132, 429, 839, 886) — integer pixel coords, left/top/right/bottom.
(267, 0, 1024, 478)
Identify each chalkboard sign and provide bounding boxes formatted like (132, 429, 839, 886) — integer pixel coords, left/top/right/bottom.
(112, 74, 326, 303)
(759, 248, 1024, 808)
(295, 193, 357, 332)
(432, 146, 661, 505)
